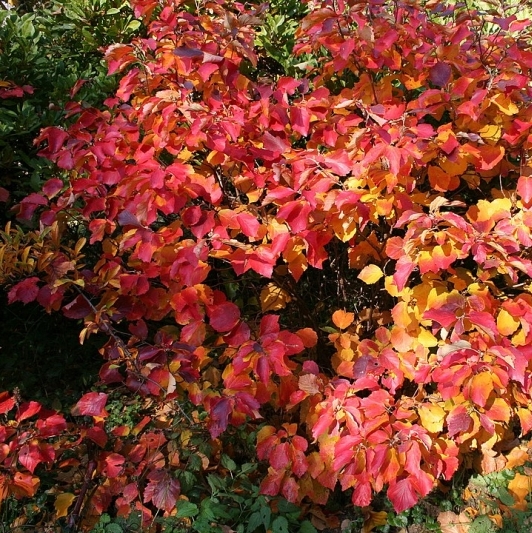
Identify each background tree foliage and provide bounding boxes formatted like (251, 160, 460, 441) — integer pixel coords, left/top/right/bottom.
(2, 0, 532, 532)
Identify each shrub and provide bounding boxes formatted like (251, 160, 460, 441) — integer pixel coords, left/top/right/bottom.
(2, 0, 532, 529)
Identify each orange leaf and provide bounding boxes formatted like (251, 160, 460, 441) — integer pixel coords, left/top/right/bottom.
(296, 327, 318, 348)
(467, 372, 493, 408)
(9, 472, 40, 498)
(260, 282, 292, 312)
(358, 264, 384, 284)
(505, 447, 529, 470)
(490, 93, 519, 115)
(362, 510, 388, 533)
(508, 473, 532, 510)
(332, 310, 354, 330)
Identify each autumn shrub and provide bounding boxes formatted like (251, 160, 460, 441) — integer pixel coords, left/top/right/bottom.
(2, 0, 532, 530)
(0, 0, 141, 211)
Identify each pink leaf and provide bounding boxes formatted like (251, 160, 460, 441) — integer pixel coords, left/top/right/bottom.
(447, 405, 472, 437)
(71, 392, 109, 417)
(517, 176, 532, 206)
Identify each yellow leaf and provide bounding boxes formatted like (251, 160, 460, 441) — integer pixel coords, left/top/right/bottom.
(384, 275, 400, 297)
(332, 309, 355, 330)
(358, 264, 384, 284)
(418, 328, 438, 348)
(478, 124, 502, 142)
(260, 282, 292, 312)
(55, 492, 76, 518)
(496, 309, 520, 336)
(418, 403, 446, 433)
(491, 93, 519, 116)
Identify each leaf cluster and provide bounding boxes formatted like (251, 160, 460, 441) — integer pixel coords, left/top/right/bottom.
(3, 0, 532, 530)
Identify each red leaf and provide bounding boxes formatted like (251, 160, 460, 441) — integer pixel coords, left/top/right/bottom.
(270, 442, 290, 470)
(102, 453, 125, 478)
(7, 277, 40, 305)
(87, 426, 109, 448)
(209, 302, 240, 332)
(41, 127, 69, 153)
(291, 107, 310, 136)
(277, 200, 312, 233)
(36, 413, 67, 437)
(393, 257, 415, 292)
(16, 401, 42, 422)
(262, 131, 289, 155)
(72, 392, 109, 417)
(281, 476, 300, 503)
(208, 397, 233, 438)
(352, 480, 372, 507)
(62, 295, 93, 319)
(42, 178, 64, 198)
(173, 46, 223, 63)
(0, 187, 9, 202)
(0, 392, 15, 415)
(18, 443, 55, 474)
(468, 311, 497, 338)
(144, 470, 181, 513)
(260, 467, 285, 496)
(18, 444, 41, 474)
(388, 478, 419, 513)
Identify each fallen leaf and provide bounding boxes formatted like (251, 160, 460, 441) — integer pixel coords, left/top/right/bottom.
(438, 511, 471, 533)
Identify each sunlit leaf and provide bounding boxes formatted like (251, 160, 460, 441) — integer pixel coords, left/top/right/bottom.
(332, 310, 355, 330)
(260, 283, 292, 312)
(358, 265, 384, 285)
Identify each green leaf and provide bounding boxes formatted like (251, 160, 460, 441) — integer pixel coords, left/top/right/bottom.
(260, 505, 272, 530)
(247, 511, 264, 533)
(299, 521, 318, 533)
(496, 487, 515, 506)
(176, 500, 199, 518)
(272, 516, 289, 533)
(276, 499, 300, 516)
(104, 524, 123, 533)
(126, 20, 141, 32)
(221, 454, 237, 471)
(106, 8, 121, 15)
(469, 514, 497, 533)
(207, 474, 227, 493)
